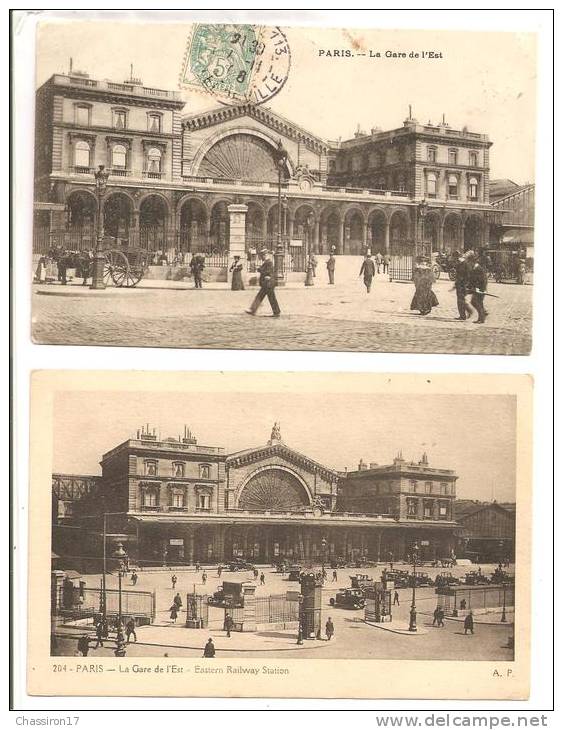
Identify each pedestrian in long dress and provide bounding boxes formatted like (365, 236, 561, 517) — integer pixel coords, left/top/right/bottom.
(245, 248, 281, 317)
(35, 256, 47, 283)
(170, 604, 178, 623)
(359, 254, 376, 293)
(230, 255, 245, 290)
(410, 258, 439, 315)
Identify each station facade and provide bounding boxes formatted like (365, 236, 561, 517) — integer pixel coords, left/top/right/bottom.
(34, 69, 498, 262)
(53, 424, 459, 567)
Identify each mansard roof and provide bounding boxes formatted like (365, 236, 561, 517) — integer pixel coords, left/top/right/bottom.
(226, 442, 338, 481)
(182, 104, 330, 154)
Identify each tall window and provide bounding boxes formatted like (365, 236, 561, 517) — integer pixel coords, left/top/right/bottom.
(438, 502, 448, 518)
(469, 151, 478, 167)
(75, 105, 90, 126)
(427, 146, 437, 162)
(173, 462, 185, 478)
(197, 493, 211, 510)
(199, 464, 210, 479)
(406, 498, 418, 517)
(147, 113, 161, 133)
(113, 109, 127, 129)
(448, 149, 458, 165)
(141, 490, 158, 507)
(410, 480, 417, 493)
(144, 460, 157, 476)
(147, 147, 162, 173)
(426, 172, 437, 197)
(469, 177, 479, 200)
(172, 492, 185, 508)
(396, 175, 406, 192)
(448, 174, 459, 199)
(423, 501, 433, 518)
(424, 481, 433, 494)
(74, 140, 90, 168)
(111, 144, 127, 169)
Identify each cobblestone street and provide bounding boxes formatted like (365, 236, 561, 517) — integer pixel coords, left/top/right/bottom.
(32, 276, 532, 354)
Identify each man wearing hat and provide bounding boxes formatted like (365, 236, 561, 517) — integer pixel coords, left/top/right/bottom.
(467, 251, 489, 323)
(245, 248, 281, 317)
(453, 251, 473, 320)
(359, 252, 376, 293)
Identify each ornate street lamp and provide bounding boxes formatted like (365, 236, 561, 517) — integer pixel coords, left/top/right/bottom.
(305, 212, 315, 287)
(417, 198, 429, 257)
(408, 542, 420, 632)
(92, 165, 110, 290)
(113, 541, 128, 656)
(273, 140, 288, 287)
(500, 582, 507, 623)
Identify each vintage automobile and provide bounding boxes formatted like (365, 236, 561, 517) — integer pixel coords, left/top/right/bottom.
(463, 570, 490, 585)
(490, 568, 515, 584)
(350, 573, 374, 590)
(227, 558, 255, 572)
(381, 569, 411, 588)
(329, 588, 366, 610)
(434, 572, 461, 588)
(330, 557, 348, 569)
(287, 565, 303, 581)
(408, 572, 434, 587)
(207, 580, 253, 608)
(273, 559, 291, 573)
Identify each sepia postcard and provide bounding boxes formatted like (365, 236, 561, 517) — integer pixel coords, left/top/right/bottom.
(29, 21, 536, 355)
(28, 371, 532, 699)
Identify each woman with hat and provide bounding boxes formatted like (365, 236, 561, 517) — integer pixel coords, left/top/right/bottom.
(229, 255, 245, 290)
(410, 256, 439, 316)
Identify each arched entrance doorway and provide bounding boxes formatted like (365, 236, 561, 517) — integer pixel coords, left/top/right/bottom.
(245, 201, 266, 251)
(344, 209, 365, 255)
(238, 468, 311, 512)
(464, 216, 482, 251)
(320, 207, 341, 254)
(424, 212, 441, 253)
(367, 209, 387, 255)
(292, 205, 316, 269)
(65, 190, 97, 250)
(103, 192, 133, 243)
(179, 198, 208, 253)
(209, 201, 230, 252)
(139, 195, 168, 252)
(443, 213, 463, 254)
(389, 209, 410, 247)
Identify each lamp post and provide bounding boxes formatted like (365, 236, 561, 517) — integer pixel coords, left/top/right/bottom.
(417, 199, 429, 257)
(500, 582, 507, 623)
(408, 542, 420, 632)
(91, 165, 110, 290)
(113, 541, 128, 656)
(273, 140, 288, 287)
(305, 213, 315, 286)
(320, 536, 327, 578)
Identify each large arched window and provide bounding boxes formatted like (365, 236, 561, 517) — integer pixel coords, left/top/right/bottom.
(147, 147, 162, 173)
(112, 144, 127, 170)
(448, 174, 459, 199)
(74, 140, 90, 169)
(427, 172, 437, 197)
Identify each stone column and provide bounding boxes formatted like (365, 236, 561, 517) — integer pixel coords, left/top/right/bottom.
(241, 584, 257, 632)
(363, 221, 370, 254)
(384, 218, 391, 254)
(129, 209, 140, 248)
(338, 220, 345, 254)
(314, 219, 321, 253)
(264, 529, 271, 562)
(438, 221, 445, 252)
(227, 204, 248, 285)
(186, 529, 195, 565)
(213, 525, 225, 563)
(287, 215, 294, 240)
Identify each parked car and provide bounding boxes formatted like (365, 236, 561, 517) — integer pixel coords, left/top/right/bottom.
(408, 572, 434, 587)
(287, 565, 303, 582)
(350, 574, 374, 590)
(463, 571, 490, 586)
(434, 572, 461, 588)
(228, 558, 255, 572)
(330, 557, 348, 569)
(382, 569, 411, 588)
(490, 568, 515, 584)
(207, 580, 253, 608)
(329, 588, 366, 610)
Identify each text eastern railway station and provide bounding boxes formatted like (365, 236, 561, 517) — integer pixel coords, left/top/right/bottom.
(53, 423, 461, 567)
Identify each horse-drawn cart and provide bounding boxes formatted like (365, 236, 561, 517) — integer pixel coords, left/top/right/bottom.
(102, 248, 150, 288)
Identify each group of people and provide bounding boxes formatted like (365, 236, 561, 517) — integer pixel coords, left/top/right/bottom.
(35, 247, 94, 286)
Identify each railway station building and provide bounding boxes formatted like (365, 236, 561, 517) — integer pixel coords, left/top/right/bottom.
(34, 68, 499, 274)
(52, 424, 459, 568)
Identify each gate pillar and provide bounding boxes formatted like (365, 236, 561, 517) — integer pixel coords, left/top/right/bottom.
(227, 204, 248, 285)
(240, 584, 257, 632)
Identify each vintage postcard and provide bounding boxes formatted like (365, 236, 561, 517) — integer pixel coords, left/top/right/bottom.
(29, 21, 536, 354)
(28, 371, 532, 698)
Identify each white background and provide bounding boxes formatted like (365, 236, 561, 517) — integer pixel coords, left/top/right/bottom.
(6, 4, 557, 722)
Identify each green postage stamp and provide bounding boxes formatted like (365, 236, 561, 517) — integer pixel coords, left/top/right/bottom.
(179, 24, 291, 105)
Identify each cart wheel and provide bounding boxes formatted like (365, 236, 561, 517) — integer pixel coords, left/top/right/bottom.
(448, 269, 456, 281)
(125, 266, 143, 287)
(109, 251, 131, 287)
(432, 264, 441, 280)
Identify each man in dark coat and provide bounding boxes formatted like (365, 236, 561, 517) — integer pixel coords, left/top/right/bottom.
(245, 248, 280, 317)
(359, 254, 376, 293)
(326, 253, 336, 284)
(77, 634, 90, 656)
(453, 253, 473, 320)
(224, 613, 234, 638)
(467, 254, 488, 324)
(464, 611, 475, 635)
(325, 617, 335, 641)
(190, 254, 205, 289)
(203, 638, 216, 657)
